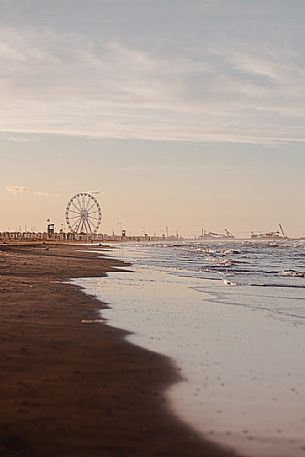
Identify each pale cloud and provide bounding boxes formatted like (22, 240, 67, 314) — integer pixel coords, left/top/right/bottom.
(0, 132, 31, 142)
(5, 185, 32, 194)
(5, 185, 60, 198)
(0, 2, 305, 145)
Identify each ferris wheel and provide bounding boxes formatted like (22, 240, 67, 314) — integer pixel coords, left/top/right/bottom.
(65, 192, 102, 234)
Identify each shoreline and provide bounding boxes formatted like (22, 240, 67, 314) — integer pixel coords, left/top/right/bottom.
(87, 241, 305, 457)
(0, 242, 238, 457)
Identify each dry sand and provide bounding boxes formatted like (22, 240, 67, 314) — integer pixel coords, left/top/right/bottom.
(0, 242, 238, 457)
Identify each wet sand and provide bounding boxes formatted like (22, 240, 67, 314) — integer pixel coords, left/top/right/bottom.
(0, 242, 237, 457)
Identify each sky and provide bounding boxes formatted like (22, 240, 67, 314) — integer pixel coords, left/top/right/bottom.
(1, 0, 305, 237)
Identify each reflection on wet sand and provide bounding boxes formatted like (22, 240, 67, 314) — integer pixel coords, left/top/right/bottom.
(76, 242, 305, 457)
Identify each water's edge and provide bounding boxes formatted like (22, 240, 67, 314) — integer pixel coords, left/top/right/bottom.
(74, 242, 305, 457)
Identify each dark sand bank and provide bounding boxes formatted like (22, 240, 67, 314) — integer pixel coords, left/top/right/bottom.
(0, 243, 238, 457)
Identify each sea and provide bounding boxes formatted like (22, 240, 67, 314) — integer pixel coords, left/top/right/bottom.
(74, 240, 305, 457)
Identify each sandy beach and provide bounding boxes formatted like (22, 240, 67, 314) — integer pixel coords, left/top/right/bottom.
(0, 242, 237, 457)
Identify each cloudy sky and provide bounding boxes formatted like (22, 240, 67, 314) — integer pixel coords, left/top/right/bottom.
(1, 0, 305, 236)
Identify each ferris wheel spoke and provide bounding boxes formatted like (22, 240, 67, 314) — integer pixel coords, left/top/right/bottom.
(84, 218, 92, 234)
(83, 195, 88, 211)
(68, 209, 81, 215)
(88, 216, 100, 221)
(70, 219, 78, 228)
(87, 221, 100, 228)
(88, 210, 100, 215)
(81, 218, 87, 233)
(77, 196, 84, 211)
(73, 197, 83, 210)
(88, 217, 98, 227)
(71, 201, 82, 212)
(82, 217, 88, 232)
(71, 218, 81, 229)
(83, 198, 89, 211)
(73, 217, 81, 227)
(82, 194, 86, 210)
(86, 218, 93, 233)
(79, 195, 86, 210)
(85, 197, 93, 211)
(78, 219, 84, 233)
(87, 200, 96, 212)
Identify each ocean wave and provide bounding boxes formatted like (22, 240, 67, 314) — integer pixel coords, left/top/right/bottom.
(222, 249, 241, 255)
(280, 270, 305, 278)
(203, 256, 235, 267)
(223, 278, 237, 286)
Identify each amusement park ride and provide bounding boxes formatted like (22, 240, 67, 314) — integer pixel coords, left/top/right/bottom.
(65, 192, 102, 235)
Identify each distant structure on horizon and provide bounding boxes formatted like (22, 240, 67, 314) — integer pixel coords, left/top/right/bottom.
(198, 228, 235, 240)
(0, 229, 181, 243)
(66, 192, 102, 235)
(251, 224, 289, 241)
